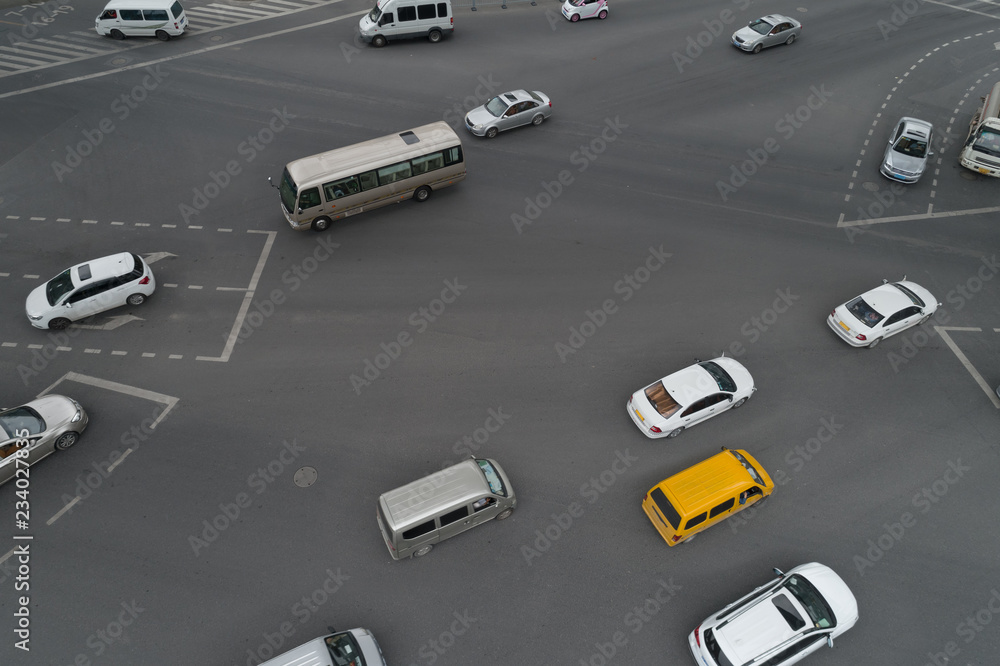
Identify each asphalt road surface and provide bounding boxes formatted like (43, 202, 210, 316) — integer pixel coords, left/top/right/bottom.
(1, 0, 999, 664)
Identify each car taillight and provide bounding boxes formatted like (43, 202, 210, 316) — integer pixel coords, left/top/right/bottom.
(139, 276, 150, 285)
(650, 426, 661, 433)
(694, 624, 701, 647)
(450, 17, 453, 25)
(548, 101, 552, 107)
(628, 396, 632, 404)
(830, 310, 836, 317)
(671, 535, 682, 542)
(855, 334, 866, 341)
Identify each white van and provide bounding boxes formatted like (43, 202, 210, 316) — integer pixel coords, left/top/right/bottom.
(259, 629, 386, 666)
(95, 0, 187, 41)
(359, 0, 453, 47)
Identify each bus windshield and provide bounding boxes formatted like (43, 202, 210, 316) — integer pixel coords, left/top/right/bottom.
(368, 4, 382, 21)
(278, 168, 298, 213)
(971, 127, 1000, 158)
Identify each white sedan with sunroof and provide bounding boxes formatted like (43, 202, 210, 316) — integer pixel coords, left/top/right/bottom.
(827, 279, 939, 348)
(627, 357, 755, 439)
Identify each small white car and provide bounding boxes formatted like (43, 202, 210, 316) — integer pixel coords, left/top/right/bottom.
(25, 252, 156, 330)
(827, 279, 939, 348)
(0, 395, 88, 486)
(689, 563, 858, 666)
(561, 0, 608, 22)
(628, 357, 755, 439)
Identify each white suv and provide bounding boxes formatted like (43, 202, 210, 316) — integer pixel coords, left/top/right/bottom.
(689, 563, 858, 666)
(26, 252, 156, 330)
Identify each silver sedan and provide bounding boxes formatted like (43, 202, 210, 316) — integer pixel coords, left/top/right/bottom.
(0, 395, 88, 486)
(732, 14, 802, 53)
(465, 90, 552, 139)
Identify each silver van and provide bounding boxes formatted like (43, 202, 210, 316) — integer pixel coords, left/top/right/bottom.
(259, 629, 386, 666)
(377, 458, 516, 559)
(359, 0, 453, 47)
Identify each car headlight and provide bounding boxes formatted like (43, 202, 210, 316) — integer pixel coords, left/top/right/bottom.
(28, 314, 42, 320)
(473, 123, 483, 130)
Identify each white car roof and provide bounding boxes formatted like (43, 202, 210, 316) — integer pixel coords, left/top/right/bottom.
(658, 357, 751, 405)
(857, 281, 931, 315)
(65, 252, 136, 288)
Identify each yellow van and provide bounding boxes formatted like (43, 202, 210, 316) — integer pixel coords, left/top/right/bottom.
(642, 447, 773, 546)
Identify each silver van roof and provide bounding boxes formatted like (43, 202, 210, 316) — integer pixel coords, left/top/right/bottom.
(380, 459, 489, 530)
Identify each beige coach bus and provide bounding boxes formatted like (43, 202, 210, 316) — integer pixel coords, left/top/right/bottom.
(269, 121, 466, 232)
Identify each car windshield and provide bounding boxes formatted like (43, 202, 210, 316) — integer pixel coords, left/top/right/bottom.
(846, 297, 883, 327)
(698, 361, 737, 393)
(748, 19, 774, 35)
(729, 450, 764, 485)
(569, 0, 586, 5)
(325, 633, 366, 666)
(644, 381, 681, 418)
(477, 459, 507, 496)
(278, 167, 298, 213)
(367, 3, 381, 21)
(892, 283, 926, 307)
(785, 574, 837, 629)
(892, 136, 928, 158)
(0, 407, 45, 438)
(45, 269, 75, 306)
(971, 128, 1000, 157)
(484, 96, 507, 117)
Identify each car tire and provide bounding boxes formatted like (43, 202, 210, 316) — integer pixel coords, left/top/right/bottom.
(752, 494, 770, 510)
(732, 397, 748, 409)
(156, 30, 170, 41)
(666, 427, 684, 439)
(867, 337, 881, 349)
(311, 216, 332, 232)
(428, 29, 442, 43)
(497, 508, 513, 520)
(532, 114, 545, 126)
(55, 432, 79, 451)
(570, 13, 579, 22)
(372, 35, 387, 48)
(682, 533, 697, 544)
(127, 293, 146, 306)
(752, 43, 762, 54)
(485, 127, 498, 139)
(49, 318, 71, 330)
(413, 186, 432, 202)
(598, 10, 607, 19)
(413, 544, 433, 557)
(919, 315, 930, 325)
(785, 34, 796, 45)
(110, 29, 125, 40)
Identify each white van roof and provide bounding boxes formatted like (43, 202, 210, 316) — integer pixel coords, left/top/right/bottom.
(102, 0, 183, 9)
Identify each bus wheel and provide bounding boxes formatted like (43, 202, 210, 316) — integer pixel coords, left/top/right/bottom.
(312, 217, 332, 232)
(428, 29, 442, 43)
(110, 29, 125, 40)
(413, 186, 432, 202)
(372, 35, 387, 48)
(155, 30, 170, 41)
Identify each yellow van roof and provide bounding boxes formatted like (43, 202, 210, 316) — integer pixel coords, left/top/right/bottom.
(657, 449, 771, 515)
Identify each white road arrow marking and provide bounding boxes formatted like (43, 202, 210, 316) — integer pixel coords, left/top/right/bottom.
(142, 251, 177, 265)
(73, 314, 144, 330)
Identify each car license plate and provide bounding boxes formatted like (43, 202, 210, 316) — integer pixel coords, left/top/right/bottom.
(633, 408, 644, 422)
(838, 320, 850, 332)
(980, 168, 990, 175)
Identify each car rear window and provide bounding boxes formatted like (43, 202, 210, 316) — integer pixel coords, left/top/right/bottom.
(644, 381, 681, 418)
(529, 91, 544, 103)
(846, 297, 883, 327)
(650, 488, 681, 529)
(698, 361, 737, 393)
(171, 0, 184, 16)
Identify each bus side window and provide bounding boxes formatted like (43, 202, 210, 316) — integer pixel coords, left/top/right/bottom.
(323, 176, 360, 200)
(298, 188, 321, 210)
(443, 146, 462, 166)
(358, 170, 379, 191)
(411, 152, 444, 175)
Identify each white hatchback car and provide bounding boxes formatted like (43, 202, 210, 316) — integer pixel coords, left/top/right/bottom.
(627, 357, 755, 439)
(561, 0, 608, 22)
(689, 563, 858, 666)
(25, 252, 156, 330)
(827, 279, 939, 348)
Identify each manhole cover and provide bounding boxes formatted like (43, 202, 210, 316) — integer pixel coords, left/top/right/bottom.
(861, 181, 880, 192)
(294, 466, 317, 488)
(959, 170, 978, 181)
(210, 34, 225, 42)
(108, 56, 130, 67)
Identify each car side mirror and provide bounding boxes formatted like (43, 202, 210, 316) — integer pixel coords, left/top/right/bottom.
(267, 176, 274, 188)
(827, 636, 834, 648)
(773, 567, 785, 577)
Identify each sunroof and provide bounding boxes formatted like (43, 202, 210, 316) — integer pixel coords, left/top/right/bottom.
(78, 264, 92, 281)
(399, 131, 419, 145)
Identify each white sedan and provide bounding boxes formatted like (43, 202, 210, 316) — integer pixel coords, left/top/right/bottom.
(627, 357, 755, 439)
(689, 563, 858, 666)
(827, 279, 939, 348)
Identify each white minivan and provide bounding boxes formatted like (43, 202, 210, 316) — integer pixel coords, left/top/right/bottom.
(259, 629, 386, 666)
(359, 0, 452, 47)
(95, 0, 187, 41)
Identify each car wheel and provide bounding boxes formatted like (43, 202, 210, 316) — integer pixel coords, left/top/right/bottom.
(867, 337, 881, 349)
(428, 29, 442, 43)
(127, 293, 146, 306)
(49, 318, 71, 330)
(497, 508, 513, 520)
(413, 544, 434, 557)
(919, 315, 930, 325)
(413, 186, 432, 202)
(752, 494, 769, 509)
(570, 13, 579, 21)
(110, 29, 125, 40)
(732, 397, 748, 409)
(372, 35, 387, 48)
(752, 43, 762, 54)
(682, 533, 697, 544)
(312, 216, 332, 232)
(598, 10, 607, 19)
(485, 127, 498, 139)
(55, 432, 79, 450)
(532, 114, 545, 126)
(666, 427, 684, 439)
(155, 30, 170, 41)
(785, 34, 796, 45)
